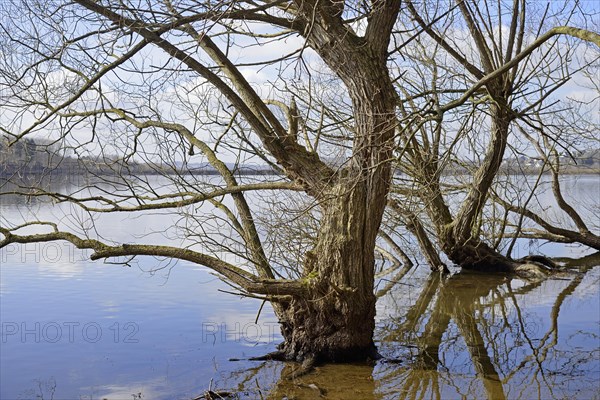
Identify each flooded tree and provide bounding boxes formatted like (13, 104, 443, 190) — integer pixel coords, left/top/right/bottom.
(388, 0, 599, 273)
(0, 0, 598, 366)
(212, 254, 600, 399)
(490, 103, 600, 252)
(374, 260, 600, 400)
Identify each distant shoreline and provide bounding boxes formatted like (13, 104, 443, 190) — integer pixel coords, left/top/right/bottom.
(1, 164, 598, 179)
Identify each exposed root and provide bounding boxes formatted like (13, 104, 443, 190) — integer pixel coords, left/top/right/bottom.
(514, 255, 565, 280)
(248, 350, 318, 379)
(513, 263, 551, 280)
(517, 255, 560, 270)
(285, 355, 317, 379)
(379, 357, 404, 364)
(248, 350, 287, 362)
(192, 390, 235, 400)
(296, 382, 327, 397)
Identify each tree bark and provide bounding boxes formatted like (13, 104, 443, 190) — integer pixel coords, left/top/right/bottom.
(275, 66, 397, 360)
(263, 1, 400, 362)
(273, 179, 383, 361)
(278, 195, 378, 361)
(442, 101, 517, 271)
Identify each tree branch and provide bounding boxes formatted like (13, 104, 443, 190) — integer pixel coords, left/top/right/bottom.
(73, 0, 335, 197)
(0, 226, 306, 297)
(438, 25, 600, 114)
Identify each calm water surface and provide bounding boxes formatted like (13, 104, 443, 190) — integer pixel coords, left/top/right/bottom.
(1, 175, 599, 399)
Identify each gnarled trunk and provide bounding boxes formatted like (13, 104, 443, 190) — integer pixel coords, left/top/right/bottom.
(276, 182, 381, 362)
(273, 61, 396, 362)
(442, 103, 517, 271)
(445, 238, 515, 271)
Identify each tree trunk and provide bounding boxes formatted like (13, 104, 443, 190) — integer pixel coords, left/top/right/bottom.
(452, 102, 511, 245)
(275, 179, 382, 362)
(445, 238, 515, 271)
(273, 63, 396, 361)
(440, 102, 518, 271)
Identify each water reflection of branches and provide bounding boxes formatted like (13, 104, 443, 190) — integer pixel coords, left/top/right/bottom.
(377, 260, 600, 400)
(212, 258, 599, 399)
(500, 253, 600, 398)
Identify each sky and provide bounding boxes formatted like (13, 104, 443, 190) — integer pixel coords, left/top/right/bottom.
(0, 0, 598, 165)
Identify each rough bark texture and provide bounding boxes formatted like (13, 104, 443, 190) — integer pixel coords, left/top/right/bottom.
(445, 239, 516, 272)
(452, 101, 511, 241)
(439, 102, 513, 270)
(261, 1, 400, 362)
(274, 64, 397, 360)
(277, 183, 380, 361)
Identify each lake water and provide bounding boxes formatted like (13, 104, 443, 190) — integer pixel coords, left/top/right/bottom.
(1, 175, 599, 399)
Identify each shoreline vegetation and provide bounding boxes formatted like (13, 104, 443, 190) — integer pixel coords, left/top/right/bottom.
(2, 137, 599, 178)
(0, 136, 278, 177)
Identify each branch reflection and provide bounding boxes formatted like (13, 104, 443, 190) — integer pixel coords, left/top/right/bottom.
(378, 255, 600, 400)
(219, 256, 599, 400)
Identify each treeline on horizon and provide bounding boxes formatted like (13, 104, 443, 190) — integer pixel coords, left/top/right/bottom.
(0, 136, 278, 177)
(1, 136, 598, 178)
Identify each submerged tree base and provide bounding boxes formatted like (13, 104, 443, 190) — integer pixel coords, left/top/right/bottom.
(248, 344, 380, 380)
(248, 290, 381, 369)
(250, 317, 381, 365)
(446, 239, 564, 280)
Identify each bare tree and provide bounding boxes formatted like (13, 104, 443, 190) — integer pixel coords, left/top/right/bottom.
(490, 98, 600, 252)
(0, 0, 402, 365)
(0, 0, 598, 366)
(389, 0, 599, 273)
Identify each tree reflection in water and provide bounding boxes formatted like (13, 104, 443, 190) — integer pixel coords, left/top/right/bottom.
(378, 252, 600, 400)
(219, 253, 600, 400)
